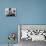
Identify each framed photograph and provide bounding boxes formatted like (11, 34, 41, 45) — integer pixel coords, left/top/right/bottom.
(18, 24, 46, 42)
(5, 8, 16, 16)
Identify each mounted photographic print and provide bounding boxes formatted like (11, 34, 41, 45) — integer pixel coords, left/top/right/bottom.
(18, 24, 46, 42)
(5, 8, 16, 16)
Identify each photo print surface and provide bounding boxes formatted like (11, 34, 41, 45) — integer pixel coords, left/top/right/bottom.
(5, 8, 16, 16)
(18, 25, 46, 41)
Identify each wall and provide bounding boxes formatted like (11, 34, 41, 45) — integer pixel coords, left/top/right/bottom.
(0, 0, 46, 44)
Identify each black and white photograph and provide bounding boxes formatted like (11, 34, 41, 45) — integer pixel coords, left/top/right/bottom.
(5, 8, 16, 16)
